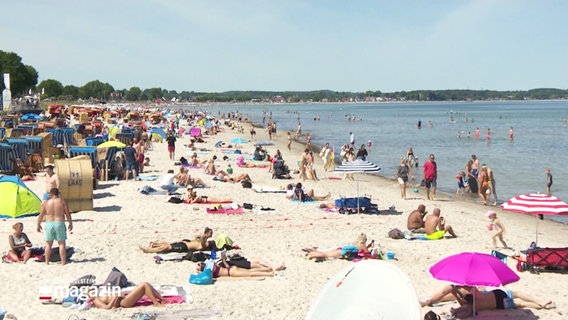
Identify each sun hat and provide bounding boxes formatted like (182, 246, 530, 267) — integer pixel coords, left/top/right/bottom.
(485, 210, 496, 217)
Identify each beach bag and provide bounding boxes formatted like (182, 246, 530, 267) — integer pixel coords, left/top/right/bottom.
(243, 203, 254, 209)
(168, 196, 183, 204)
(100, 267, 130, 288)
(388, 228, 404, 240)
(179, 156, 188, 165)
(241, 181, 252, 188)
(39, 247, 75, 262)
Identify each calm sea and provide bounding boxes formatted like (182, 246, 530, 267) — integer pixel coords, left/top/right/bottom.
(205, 101, 568, 223)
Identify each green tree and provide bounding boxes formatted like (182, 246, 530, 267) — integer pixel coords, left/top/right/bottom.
(125, 86, 142, 101)
(0, 50, 38, 95)
(144, 87, 162, 100)
(37, 79, 64, 98)
(62, 85, 79, 100)
(79, 80, 114, 101)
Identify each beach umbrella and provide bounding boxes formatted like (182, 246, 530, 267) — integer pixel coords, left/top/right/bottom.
(20, 113, 42, 121)
(231, 137, 248, 144)
(500, 193, 568, 245)
(190, 127, 201, 137)
(97, 140, 126, 149)
(430, 252, 520, 318)
(333, 159, 381, 212)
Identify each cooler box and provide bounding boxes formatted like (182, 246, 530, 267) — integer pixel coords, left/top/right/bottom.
(335, 197, 372, 208)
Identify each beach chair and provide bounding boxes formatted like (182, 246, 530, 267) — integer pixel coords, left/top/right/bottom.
(491, 250, 508, 264)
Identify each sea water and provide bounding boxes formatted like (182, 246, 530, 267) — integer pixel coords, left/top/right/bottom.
(206, 100, 568, 223)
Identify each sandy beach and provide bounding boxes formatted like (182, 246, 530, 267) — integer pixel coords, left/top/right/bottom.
(1, 118, 567, 320)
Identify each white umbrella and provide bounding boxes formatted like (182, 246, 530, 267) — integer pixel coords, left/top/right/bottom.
(333, 159, 381, 212)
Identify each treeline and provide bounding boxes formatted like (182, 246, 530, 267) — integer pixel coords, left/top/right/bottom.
(1, 50, 567, 103)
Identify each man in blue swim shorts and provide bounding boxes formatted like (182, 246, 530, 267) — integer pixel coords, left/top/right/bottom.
(37, 188, 73, 265)
(43, 164, 60, 201)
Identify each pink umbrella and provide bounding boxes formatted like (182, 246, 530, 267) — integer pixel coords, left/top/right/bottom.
(430, 252, 519, 318)
(430, 252, 519, 287)
(500, 193, 568, 245)
(190, 127, 201, 137)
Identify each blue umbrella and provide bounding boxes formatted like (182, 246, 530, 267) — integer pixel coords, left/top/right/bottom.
(231, 137, 248, 144)
(20, 113, 42, 121)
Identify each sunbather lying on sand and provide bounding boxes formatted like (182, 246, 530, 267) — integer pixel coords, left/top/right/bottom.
(183, 188, 232, 204)
(89, 282, 166, 308)
(196, 251, 285, 278)
(214, 171, 252, 183)
(139, 228, 214, 253)
(422, 284, 556, 311)
(293, 182, 331, 202)
(305, 233, 372, 260)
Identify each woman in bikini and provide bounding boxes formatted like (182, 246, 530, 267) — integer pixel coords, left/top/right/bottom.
(89, 282, 166, 309)
(422, 285, 556, 311)
(7, 222, 33, 263)
(183, 188, 233, 204)
(305, 233, 371, 260)
(196, 251, 285, 278)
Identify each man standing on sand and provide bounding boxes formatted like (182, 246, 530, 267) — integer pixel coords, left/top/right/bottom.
(123, 141, 138, 181)
(166, 132, 177, 161)
(134, 138, 146, 174)
(37, 188, 73, 265)
(423, 154, 438, 200)
(407, 204, 427, 233)
(43, 164, 60, 202)
(424, 208, 457, 239)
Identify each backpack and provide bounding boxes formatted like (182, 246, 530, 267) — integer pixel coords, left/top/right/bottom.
(387, 228, 404, 240)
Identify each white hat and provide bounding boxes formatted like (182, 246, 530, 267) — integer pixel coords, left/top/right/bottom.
(56, 144, 64, 148)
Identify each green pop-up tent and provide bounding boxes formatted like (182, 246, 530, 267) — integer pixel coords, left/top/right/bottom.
(0, 175, 41, 218)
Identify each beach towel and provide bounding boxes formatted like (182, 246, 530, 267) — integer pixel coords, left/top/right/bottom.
(252, 185, 287, 193)
(135, 294, 186, 306)
(182, 164, 204, 169)
(138, 175, 159, 181)
(196, 200, 234, 204)
(2, 247, 44, 263)
(207, 207, 245, 215)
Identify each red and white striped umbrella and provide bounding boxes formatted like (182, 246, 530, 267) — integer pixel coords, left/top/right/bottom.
(500, 193, 568, 216)
(500, 193, 568, 245)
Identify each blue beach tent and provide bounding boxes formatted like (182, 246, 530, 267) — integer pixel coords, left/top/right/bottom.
(0, 175, 42, 218)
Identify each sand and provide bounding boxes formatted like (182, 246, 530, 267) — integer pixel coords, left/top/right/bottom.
(1, 118, 567, 320)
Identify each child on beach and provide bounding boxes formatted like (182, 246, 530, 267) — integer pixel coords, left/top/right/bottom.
(455, 171, 466, 195)
(486, 210, 509, 249)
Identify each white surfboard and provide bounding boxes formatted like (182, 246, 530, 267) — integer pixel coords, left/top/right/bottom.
(305, 260, 421, 320)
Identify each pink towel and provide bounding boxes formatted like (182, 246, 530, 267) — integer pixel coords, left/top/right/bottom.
(135, 295, 185, 306)
(206, 208, 245, 215)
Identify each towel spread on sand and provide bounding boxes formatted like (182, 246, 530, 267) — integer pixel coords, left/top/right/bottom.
(252, 185, 287, 193)
(206, 207, 245, 214)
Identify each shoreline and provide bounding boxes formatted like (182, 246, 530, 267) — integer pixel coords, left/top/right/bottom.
(250, 121, 567, 226)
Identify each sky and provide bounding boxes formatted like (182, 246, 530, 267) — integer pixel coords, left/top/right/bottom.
(1, 0, 567, 93)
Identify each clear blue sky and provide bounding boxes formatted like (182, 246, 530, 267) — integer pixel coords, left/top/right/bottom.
(2, 0, 567, 93)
